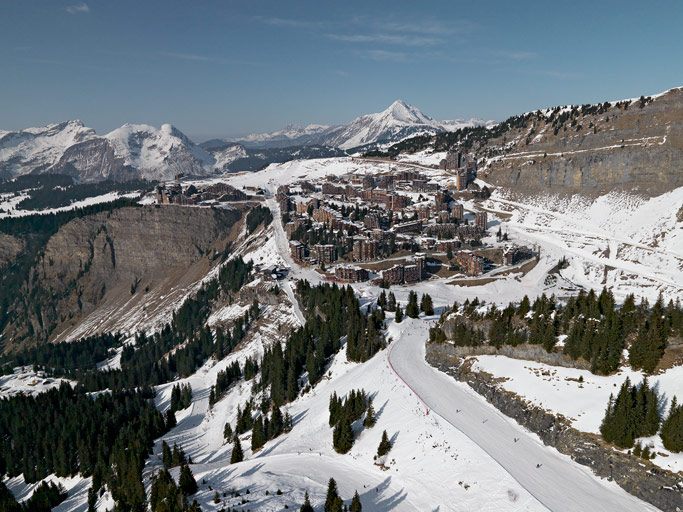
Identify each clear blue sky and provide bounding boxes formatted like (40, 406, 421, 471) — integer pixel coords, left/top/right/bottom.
(2, 1, 682, 140)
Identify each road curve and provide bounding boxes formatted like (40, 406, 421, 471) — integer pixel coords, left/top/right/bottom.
(387, 319, 660, 512)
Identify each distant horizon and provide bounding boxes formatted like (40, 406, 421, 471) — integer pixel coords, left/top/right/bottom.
(4, 82, 680, 143)
(3, 0, 683, 140)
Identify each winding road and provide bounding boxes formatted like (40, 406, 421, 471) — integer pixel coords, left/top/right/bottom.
(387, 319, 660, 512)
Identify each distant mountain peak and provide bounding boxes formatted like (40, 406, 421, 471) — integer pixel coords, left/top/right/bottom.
(231, 100, 469, 150)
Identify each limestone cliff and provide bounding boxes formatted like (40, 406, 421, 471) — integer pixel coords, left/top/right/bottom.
(478, 87, 683, 196)
(2, 205, 243, 349)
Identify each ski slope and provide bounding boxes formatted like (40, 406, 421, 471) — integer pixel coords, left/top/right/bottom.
(387, 318, 659, 512)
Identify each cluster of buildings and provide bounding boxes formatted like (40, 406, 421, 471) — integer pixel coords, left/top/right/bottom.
(277, 163, 532, 284)
(156, 179, 247, 205)
(439, 151, 478, 191)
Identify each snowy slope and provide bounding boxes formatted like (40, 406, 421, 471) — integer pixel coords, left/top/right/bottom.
(0, 121, 220, 182)
(105, 123, 216, 180)
(484, 187, 683, 302)
(471, 356, 683, 474)
(0, 120, 96, 177)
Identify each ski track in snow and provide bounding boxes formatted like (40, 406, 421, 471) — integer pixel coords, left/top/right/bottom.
(387, 319, 659, 512)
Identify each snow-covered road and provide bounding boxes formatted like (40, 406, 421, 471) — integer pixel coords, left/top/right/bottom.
(387, 319, 660, 512)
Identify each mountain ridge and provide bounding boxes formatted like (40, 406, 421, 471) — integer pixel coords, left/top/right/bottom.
(231, 99, 494, 150)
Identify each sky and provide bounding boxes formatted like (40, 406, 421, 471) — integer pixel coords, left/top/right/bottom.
(2, 0, 682, 141)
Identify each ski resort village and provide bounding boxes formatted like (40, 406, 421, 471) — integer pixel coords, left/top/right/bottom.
(1, 4, 683, 509)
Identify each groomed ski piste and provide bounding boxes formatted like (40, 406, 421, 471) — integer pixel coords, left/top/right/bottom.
(5, 156, 681, 511)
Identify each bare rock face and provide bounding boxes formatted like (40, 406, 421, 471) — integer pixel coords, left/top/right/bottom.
(480, 88, 683, 196)
(4, 205, 241, 348)
(51, 138, 138, 183)
(0, 234, 24, 268)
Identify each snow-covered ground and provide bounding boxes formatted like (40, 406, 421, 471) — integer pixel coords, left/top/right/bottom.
(0, 190, 141, 219)
(0, 367, 74, 398)
(484, 187, 683, 303)
(471, 355, 683, 473)
(140, 315, 550, 512)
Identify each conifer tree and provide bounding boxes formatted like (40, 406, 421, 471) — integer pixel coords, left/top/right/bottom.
(162, 440, 173, 469)
(350, 490, 362, 512)
(377, 291, 387, 310)
(406, 291, 419, 318)
(171, 443, 186, 467)
(333, 415, 354, 454)
(420, 293, 434, 316)
(661, 396, 683, 452)
(86, 486, 97, 512)
(387, 292, 396, 312)
(252, 416, 265, 452)
(300, 491, 315, 512)
(324, 478, 343, 512)
(270, 406, 284, 439)
(223, 422, 233, 441)
(179, 463, 198, 496)
(363, 400, 376, 428)
(395, 304, 403, 323)
(230, 436, 244, 464)
(284, 411, 293, 432)
(376, 430, 393, 458)
(166, 408, 177, 429)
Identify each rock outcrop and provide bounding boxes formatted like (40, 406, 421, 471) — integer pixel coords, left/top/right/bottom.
(480, 88, 683, 196)
(2, 205, 243, 349)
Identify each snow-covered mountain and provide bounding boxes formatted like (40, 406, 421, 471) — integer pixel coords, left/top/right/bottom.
(0, 101, 492, 182)
(237, 124, 331, 148)
(0, 120, 96, 180)
(233, 100, 492, 150)
(104, 123, 215, 181)
(0, 121, 222, 182)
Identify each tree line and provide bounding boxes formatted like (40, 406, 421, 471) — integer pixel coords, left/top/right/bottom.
(430, 289, 682, 375)
(0, 384, 169, 511)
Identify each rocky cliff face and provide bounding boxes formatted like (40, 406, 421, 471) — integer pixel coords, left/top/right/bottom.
(0, 234, 23, 268)
(479, 87, 683, 196)
(51, 138, 138, 182)
(3, 205, 242, 349)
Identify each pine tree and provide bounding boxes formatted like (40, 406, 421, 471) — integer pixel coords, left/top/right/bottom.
(252, 416, 265, 452)
(165, 408, 177, 429)
(300, 491, 315, 512)
(661, 396, 683, 452)
(377, 291, 387, 310)
(324, 478, 343, 512)
(376, 430, 393, 458)
(387, 292, 396, 312)
(178, 463, 198, 496)
(363, 400, 376, 428)
(350, 490, 362, 512)
(223, 422, 233, 441)
(230, 436, 244, 464)
(517, 295, 530, 318)
(86, 486, 97, 512)
(420, 293, 434, 316)
(162, 440, 172, 469)
(406, 291, 419, 318)
(395, 304, 403, 323)
(333, 415, 354, 454)
(171, 443, 186, 467)
(270, 407, 284, 439)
